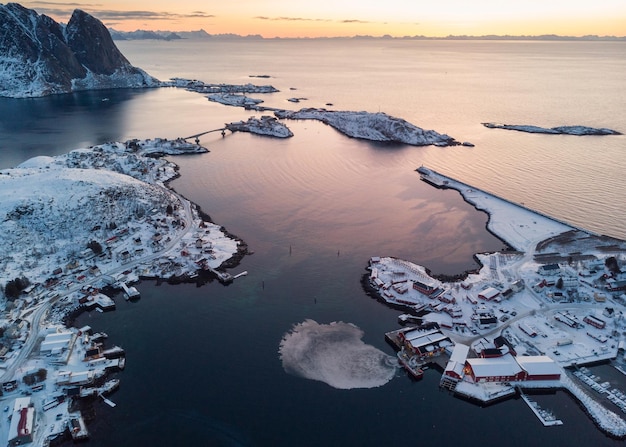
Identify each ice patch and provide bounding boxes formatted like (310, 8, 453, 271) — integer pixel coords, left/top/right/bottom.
(278, 319, 397, 389)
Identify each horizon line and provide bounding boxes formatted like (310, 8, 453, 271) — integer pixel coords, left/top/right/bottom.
(109, 29, 626, 41)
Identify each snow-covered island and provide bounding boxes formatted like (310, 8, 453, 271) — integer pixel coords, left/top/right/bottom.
(482, 122, 622, 135)
(275, 108, 463, 147)
(369, 167, 626, 437)
(0, 138, 246, 445)
(226, 116, 294, 138)
(166, 78, 279, 95)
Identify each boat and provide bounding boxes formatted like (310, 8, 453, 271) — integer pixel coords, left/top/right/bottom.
(397, 349, 424, 379)
(102, 346, 125, 359)
(79, 379, 120, 398)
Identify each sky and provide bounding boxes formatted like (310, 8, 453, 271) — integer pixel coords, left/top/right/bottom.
(21, 0, 626, 38)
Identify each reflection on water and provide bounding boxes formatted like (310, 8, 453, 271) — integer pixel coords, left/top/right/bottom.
(0, 89, 146, 166)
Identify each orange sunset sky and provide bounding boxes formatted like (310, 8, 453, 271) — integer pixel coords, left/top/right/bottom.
(21, 0, 626, 38)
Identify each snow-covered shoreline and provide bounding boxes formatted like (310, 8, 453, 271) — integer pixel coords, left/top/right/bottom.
(0, 138, 247, 445)
(274, 108, 462, 146)
(368, 166, 626, 438)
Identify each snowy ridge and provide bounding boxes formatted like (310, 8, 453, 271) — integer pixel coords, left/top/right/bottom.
(275, 108, 459, 146)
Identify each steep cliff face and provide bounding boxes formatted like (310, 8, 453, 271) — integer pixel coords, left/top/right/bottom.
(0, 3, 159, 97)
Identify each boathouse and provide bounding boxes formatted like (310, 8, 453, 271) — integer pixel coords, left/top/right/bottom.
(464, 354, 526, 383)
(516, 356, 561, 381)
(399, 328, 452, 359)
(443, 343, 470, 381)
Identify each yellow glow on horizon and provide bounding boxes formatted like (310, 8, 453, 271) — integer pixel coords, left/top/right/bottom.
(22, 0, 626, 38)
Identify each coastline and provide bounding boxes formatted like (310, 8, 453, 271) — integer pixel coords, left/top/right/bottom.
(0, 138, 248, 445)
(366, 167, 626, 438)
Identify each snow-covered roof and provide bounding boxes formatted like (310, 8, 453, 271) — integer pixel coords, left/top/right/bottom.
(449, 343, 470, 363)
(516, 355, 561, 376)
(466, 354, 523, 378)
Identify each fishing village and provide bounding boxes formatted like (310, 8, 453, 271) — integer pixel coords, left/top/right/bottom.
(367, 167, 626, 436)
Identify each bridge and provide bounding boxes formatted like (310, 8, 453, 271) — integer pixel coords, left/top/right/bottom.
(184, 127, 228, 143)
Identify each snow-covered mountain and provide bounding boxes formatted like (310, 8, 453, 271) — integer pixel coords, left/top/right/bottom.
(0, 3, 159, 98)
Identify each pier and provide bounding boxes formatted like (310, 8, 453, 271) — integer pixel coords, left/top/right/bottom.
(416, 166, 597, 236)
(520, 392, 563, 426)
(119, 282, 140, 300)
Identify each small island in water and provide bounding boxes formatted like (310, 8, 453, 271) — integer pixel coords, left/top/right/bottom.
(482, 122, 622, 135)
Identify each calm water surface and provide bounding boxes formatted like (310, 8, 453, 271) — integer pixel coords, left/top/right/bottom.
(1, 39, 625, 446)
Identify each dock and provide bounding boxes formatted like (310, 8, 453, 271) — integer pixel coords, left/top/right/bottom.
(68, 413, 89, 440)
(520, 392, 563, 426)
(119, 282, 140, 300)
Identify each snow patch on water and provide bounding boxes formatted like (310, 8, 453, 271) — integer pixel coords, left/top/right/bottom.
(278, 319, 397, 389)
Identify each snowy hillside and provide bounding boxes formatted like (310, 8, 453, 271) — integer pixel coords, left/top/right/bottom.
(0, 139, 239, 286)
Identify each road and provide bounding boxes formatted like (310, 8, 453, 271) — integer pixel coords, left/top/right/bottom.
(0, 186, 195, 384)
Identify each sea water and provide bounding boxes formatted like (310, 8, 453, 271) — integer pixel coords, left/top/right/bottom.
(1, 39, 625, 446)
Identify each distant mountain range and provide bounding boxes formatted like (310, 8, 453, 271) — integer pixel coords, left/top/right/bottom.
(109, 29, 263, 41)
(109, 29, 626, 42)
(0, 3, 158, 98)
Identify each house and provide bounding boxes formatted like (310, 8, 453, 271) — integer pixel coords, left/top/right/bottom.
(539, 263, 560, 275)
(412, 280, 438, 296)
(607, 279, 626, 292)
(8, 397, 35, 446)
(478, 287, 500, 301)
(441, 343, 470, 388)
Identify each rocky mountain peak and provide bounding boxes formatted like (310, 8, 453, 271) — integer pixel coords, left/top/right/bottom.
(0, 3, 159, 97)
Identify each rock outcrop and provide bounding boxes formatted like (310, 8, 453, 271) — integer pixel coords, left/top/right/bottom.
(482, 122, 621, 135)
(0, 3, 158, 97)
(275, 108, 459, 146)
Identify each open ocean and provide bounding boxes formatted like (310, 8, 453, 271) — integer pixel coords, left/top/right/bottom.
(1, 39, 625, 446)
